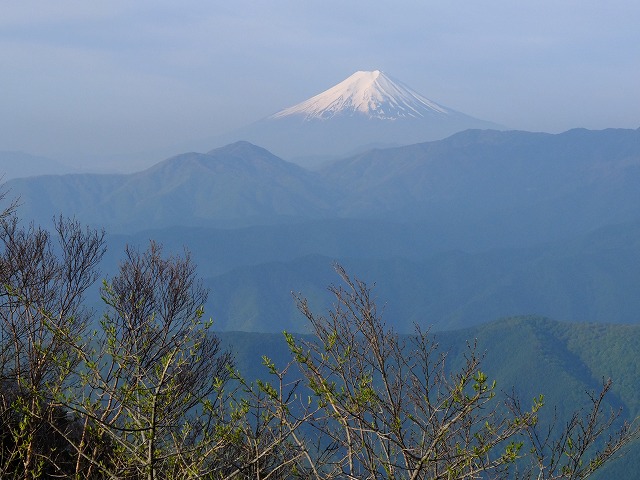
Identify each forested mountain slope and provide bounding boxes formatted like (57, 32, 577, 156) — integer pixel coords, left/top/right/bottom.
(219, 316, 640, 479)
(203, 220, 640, 332)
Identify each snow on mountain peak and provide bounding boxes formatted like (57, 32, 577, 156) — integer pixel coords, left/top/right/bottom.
(269, 70, 451, 121)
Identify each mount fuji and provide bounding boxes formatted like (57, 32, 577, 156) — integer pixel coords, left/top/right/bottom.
(270, 70, 451, 121)
(211, 70, 505, 164)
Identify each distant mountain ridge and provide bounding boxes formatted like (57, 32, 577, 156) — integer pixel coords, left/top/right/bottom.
(0, 151, 75, 180)
(8, 141, 332, 231)
(7, 128, 640, 247)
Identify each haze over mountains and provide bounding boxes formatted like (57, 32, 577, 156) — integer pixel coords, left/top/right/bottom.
(3, 73, 640, 476)
(9, 128, 640, 242)
(2, 68, 640, 336)
(4, 2, 639, 471)
(5, 126, 640, 334)
(0, 151, 75, 180)
(207, 70, 504, 163)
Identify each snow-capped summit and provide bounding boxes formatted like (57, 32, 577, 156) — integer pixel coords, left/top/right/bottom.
(270, 70, 451, 121)
(208, 70, 506, 164)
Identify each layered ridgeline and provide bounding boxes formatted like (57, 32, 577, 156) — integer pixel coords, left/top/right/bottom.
(94, 218, 640, 332)
(201, 220, 640, 331)
(207, 70, 504, 162)
(8, 127, 640, 244)
(7, 127, 640, 331)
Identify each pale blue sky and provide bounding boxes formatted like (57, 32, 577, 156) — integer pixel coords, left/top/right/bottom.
(1, 1, 639, 168)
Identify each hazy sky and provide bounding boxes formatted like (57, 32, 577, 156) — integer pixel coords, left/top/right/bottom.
(1, 1, 639, 169)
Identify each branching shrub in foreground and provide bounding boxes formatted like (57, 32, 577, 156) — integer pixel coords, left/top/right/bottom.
(0, 214, 105, 479)
(508, 377, 637, 479)
(0, 186, 637, 479)
(63, 242, 234, 479)
(252, 265, 639, 479)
